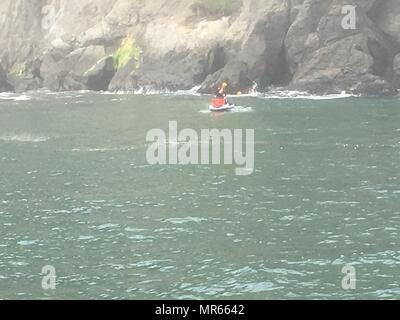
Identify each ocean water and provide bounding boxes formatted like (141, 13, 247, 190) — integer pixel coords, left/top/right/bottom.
(0, 91, 399, 299)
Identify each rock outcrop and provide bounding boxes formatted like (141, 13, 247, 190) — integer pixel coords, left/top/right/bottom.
(0, 0, 399, 95)
(394, 54, 400, 87)
(0, 65, 12, 92)
(285, 0, 398, 95)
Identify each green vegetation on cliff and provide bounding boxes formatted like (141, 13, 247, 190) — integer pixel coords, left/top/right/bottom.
(10, 64, 25, 77)
(113, 37, 142, 70)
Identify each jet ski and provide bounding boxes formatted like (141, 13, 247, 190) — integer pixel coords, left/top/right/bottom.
(209, 98, 235, 112)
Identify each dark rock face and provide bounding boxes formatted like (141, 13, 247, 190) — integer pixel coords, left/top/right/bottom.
(0, 0, 399, 95)
(40, 46, 112, 91)
(109, 51, 210, 92)
(83, 56, 116, 91)
(284, 0, 399, 95)
(0, 65, 13, 92)
(200, 0, 290, 93)
(373, 0, 400, 46)
(394, 54, 400, 87)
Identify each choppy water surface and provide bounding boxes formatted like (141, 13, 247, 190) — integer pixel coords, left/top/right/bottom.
(0, 91, 399, 299)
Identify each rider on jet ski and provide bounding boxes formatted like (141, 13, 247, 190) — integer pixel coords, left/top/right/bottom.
(215, 82, 228, 104)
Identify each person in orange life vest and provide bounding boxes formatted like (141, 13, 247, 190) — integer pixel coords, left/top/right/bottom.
(215, 82, 228, 104)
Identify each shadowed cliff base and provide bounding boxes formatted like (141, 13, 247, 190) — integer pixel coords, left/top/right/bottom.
(0, 0, 399, 95)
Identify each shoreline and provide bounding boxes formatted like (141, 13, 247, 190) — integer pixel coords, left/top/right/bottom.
(2, 88, 399, 101)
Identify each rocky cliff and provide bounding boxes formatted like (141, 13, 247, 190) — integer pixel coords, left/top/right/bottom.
(0, 0, 399, 95)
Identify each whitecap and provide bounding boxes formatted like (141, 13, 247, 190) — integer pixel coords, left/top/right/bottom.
(0, 134, 50, 143)
(174, 85, 202, 96)
(0, 93, 32, 101)
(104, 85, 206, 96)
(96, 223, 119, 230)
(17, 240, 39, 246)
(71, 146, 135, 152)
(230, 105, 253, 112)
(0, 92, 12, 98)
(78, 236, 95, 241)
(261, 90, 357, 100)
(163, 217, 207, 224)
(200, 105, 253, 114)
(12, 95, 32, 101)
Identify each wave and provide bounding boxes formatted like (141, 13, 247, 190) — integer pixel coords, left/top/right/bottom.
(259, 90, 357, 100)
(109, 87, 173, 95)
(1, 88, 359, 102)
(230, 106, 253, 112)
(71, 146, 136, 153)
(0, 134, 50, 143)
(163, 217, 207, 224)
(175, 85, 202, 96)
(226, 92, 260, 98)
(200, 105, 253, 114)
(102, 87, 357, 100)
(42, 90, 92, 96)
(0, 93, 32, 101)
(104, 85, 203, 96)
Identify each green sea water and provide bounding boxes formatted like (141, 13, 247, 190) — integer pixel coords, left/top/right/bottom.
(0, 91, 399, 299)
